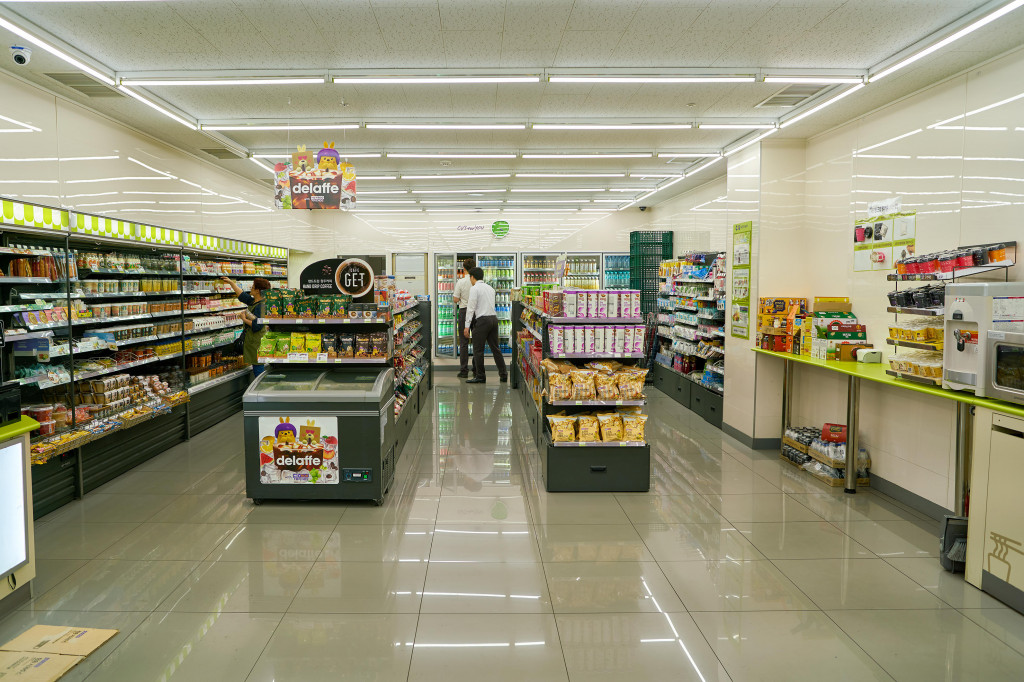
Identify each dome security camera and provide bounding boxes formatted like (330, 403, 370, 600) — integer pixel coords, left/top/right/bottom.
(638, 206, 648, 212)
(10, 46, 31, 65)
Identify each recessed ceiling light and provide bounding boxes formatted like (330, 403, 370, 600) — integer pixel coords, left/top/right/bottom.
(122, 77, 325, 86)
(333, 75, 540, 84)
(202, 123, 359, 131)
(532, 123, 692, 130)
(386, 152, 517, 159)
(368, 123, 526, 130)
(763, 76, 863, 84)
(548, 75, 755, 84)
(521, 153, 652, 159)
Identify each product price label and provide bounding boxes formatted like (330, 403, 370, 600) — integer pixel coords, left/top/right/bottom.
(316, 353, 328, 362)
(287, 352, 308, 362)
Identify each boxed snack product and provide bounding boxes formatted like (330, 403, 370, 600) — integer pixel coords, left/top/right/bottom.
(563, 326, 576, 354)
(633, 325, 645, 353)
(574, 327, 585, 354)
(597, 412, 624, 442)
(598, 291, 608, 317)
(563, 291, 577, 318)
(595, 326, 606, 354)
(549, 325, 564, 354)
(585, 326, 596, 354)
(623, 326, 634, 354)
(587, 291, 598, 318)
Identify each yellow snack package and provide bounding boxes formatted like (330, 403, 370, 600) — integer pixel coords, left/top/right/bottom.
(595, 373, 621, 400)
(596, 412, 624, 442)
(618, 405, 643, 415)
(616, 369, 648, 400)
(305, 333, 322, 354)
(547, 414, 577, 443)
(576, 414, 600, 442)
(586, 360, 622, 374)
(622, 414, 648, 442)
(570, 369, 597, 401)
(547, 372, 572, 401)
(290, 332, 306, 351)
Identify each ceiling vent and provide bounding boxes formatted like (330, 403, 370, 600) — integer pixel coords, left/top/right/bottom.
(201, 148, 246, 160)
(44, 72, 121, 98)
(757, 84, 828, 108)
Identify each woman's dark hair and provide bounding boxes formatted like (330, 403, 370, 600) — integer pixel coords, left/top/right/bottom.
(253, 278, 272, 292)
(469, 267, 484, 281)
(463, 258, 476, 271)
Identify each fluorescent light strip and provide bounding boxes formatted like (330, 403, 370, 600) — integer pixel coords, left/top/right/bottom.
(515, 173, 625, 178)
(513, 199, 593, 203)
(356, 199, 418, 204)
(548, 75, 754, 83)
(386, 153, 517, 159)
(419, 200, 504, 204)
(510, 188, 606, 193)
(687, 157, 726, 176)
(0, 17, 114, 85)
(724, 129, 778, 156)
(655, 152, 720, 158)
(333, 75, 540, 84)
(630, 173, 683, 178)
(117, 86, 196, 129)
(521, 153, 651, 159)
(871, 0, 1024, 82)
(411, 189, 506, 194)
(780, 83, 865, 129)
(368, 123, 525, 130)
(532, 123, 691, 130)
(253, 152, 381, 159)
(764, 76, 863, 84)
(593, 199, 630, 203)
(358, 190, 410, 195)
(202, 124, 359, 131)
(357, 175, 398, 180)
(122, 78, 324, 86)
(401, 174, 511, 180)
(699, 124, 775, 130)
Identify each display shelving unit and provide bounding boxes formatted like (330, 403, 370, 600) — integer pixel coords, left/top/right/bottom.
(522, 253, 561, 285)
(650, 252, 726, 428)
(512, 300, 650, 492)
(0, 203, 287, 518)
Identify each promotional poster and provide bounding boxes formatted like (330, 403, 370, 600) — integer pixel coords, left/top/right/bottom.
(257, 416, 339, 484)
(274, 144, 356, 210)
(299, 255, 386, 303)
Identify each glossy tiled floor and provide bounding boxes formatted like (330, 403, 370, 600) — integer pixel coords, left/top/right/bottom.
(5, 375, 1024, 681)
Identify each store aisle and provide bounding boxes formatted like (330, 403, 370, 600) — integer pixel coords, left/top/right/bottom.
(3, 376, 1024, 681)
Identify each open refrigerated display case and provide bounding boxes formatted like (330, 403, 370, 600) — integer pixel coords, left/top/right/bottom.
(564, 253, 602, 290)
(603, 253, 630, 290)
(476, 253, 516, 355)
(434, 253, 456, 358)
(522, 253, 562, 285)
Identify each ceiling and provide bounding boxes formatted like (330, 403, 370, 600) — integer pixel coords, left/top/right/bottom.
(1, 0, 1023, 210)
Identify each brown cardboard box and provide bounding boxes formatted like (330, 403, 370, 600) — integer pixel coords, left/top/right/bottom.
(0, 652, 81, 682)
(1, 625, 118, 657)
(813, 297, 853, 313)
(838, 343, 873, 362)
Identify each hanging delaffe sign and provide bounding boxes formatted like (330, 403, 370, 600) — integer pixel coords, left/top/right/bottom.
(274, 143, 356, 210)
(299, 256, 385, 303)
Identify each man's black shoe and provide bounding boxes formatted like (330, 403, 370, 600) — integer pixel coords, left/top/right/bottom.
(466, 377, 486, 384)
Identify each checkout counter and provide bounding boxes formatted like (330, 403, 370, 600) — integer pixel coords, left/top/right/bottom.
(243, 367, 396, 506)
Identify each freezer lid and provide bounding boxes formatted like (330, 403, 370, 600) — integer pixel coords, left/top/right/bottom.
(243, 367, 393, 403)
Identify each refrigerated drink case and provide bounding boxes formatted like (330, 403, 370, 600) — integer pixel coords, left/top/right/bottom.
(435, 254, 456, 357)
(522, 253, 561, 285)
(564, 253, 602, 290)
(477, 253, 517, 355)
(603, 252, 630, 289)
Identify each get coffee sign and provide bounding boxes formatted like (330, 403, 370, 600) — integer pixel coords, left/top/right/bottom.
(336, 258, 374, 298)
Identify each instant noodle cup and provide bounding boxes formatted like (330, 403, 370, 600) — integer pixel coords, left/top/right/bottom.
(547, 415, 577, 443)
(622, 414, 648, 442)
(577, 414, 600, 442)
(596, 412, 624, 442)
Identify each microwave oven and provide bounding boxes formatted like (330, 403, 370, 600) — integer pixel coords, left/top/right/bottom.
(985, 331, 1024, 406)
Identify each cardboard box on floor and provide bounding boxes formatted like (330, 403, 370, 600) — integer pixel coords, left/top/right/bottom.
(0, 626, 118, 682)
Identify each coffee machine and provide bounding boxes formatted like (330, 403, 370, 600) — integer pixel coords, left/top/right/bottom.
(943, 282, 1024, 396)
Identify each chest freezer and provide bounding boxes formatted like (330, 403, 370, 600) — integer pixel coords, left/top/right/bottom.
(243, 367, 396, 505)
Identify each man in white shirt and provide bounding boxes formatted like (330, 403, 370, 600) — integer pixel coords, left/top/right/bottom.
(463, 267, 508, 384)
(452, 257, 475, 378)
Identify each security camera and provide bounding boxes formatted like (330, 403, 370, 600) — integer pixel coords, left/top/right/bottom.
(10, 46, 31, 66)
(638, 206, 648, 212)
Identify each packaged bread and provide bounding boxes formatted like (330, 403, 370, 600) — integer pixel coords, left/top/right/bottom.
(596, 412, 624, 442)
(576, 414, 600, 442)
(547, 414, 577, 442)
(622, 414, 648, 442)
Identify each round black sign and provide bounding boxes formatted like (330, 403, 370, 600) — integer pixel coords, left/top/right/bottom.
(335, 258, 374, 298)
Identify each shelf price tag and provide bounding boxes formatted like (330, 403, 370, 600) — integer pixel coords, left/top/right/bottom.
(316, 353, 328, 362)
(287, 352, 308, 362)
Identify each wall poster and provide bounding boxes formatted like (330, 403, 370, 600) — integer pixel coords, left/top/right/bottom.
(257, 416, 339, 485)
(854, 197, 916, 272)
(731, 221, 752, 339)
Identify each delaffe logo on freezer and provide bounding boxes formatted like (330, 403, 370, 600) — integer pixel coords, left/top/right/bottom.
(258, 417, 339, 485)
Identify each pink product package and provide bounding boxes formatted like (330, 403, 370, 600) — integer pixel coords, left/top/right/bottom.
(562, 325, 576, 354)
(597, 291, 608, 318)
(573, 291, 585, 318)
(633, 325, 644, 353)
(574, 326, 586, 354)
(587, 292, 598, 318)
(614, 325, 626, 354)
(623, 326, 635, 355)
(563, 291, 577, 318)
(549, 325, 564, 354)
(594, 325, 606, 353)
(607, 292, 619, 318)
(630, 291, 641, 318)
(584, 326, 596, 353)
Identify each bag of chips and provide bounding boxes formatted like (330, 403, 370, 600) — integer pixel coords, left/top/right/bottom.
(305, 333, 322, 354)
(617, 405, 643, 415)
(275, 337, 291, 355)
(323, 333, 338, 359)
(316, 296, 333, 318)
(576, 414, 600, 442)
(616, 368, 648, 400)
(370, 332, 388, 357)
(596, 412, 624, 442)
(281, 289, 299, 318)
(258, 333, 279, 357)
(622, 414, 648, 443)
(332, 295, 351, 318)
(298, 295, 316, 318)
(263, 290, 283, 318)
(595, 373, 621, 400)
(547, 415, 577, 443)
(290, 332, 306, 351)
(587, 360, 622, 374)
(547, 372, 572, 401)
(355, 334, 371, 358)
(570, 369, 597, 401)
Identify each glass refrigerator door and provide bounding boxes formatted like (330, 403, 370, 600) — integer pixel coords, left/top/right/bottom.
(564, 252, 602, 291)
(603, 252, 630, 289)
(434, 253, 456, 358)
(521, 253, 561, 285)
(476, 253, 516, 354)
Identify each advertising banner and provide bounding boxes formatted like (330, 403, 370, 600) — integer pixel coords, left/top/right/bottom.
(257, 416, 339, 484)
(731, 221, 752, 339)
(298, 255, 385, 303)
(274, 144, 356, 210)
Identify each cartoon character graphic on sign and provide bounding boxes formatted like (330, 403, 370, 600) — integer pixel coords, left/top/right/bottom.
(258, 416, 339, 485)
(292, 145, 315, 173)
(299, 419, 320, 446)
(275, 418, 297, 445)
(316, 142, 341, 171)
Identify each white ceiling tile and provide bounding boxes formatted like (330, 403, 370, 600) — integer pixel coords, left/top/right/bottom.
(503, 0, 574, 32)
(300, 0, 382, 34)
(610, 30, 687, 66)
(625, 2, 706, 34)
(498, 49, 559, 67)
(442, 31, 505, 67)
(553, 31, 628, 67)
(565, 0, 644, 31)
(687, 1, 776, 33)
(438, 0, 505, 31)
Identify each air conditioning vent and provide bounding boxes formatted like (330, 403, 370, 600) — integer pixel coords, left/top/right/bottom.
(201, 148, 245, 160)
(757, 84, 828, 108)
(44, 72, 121, 98)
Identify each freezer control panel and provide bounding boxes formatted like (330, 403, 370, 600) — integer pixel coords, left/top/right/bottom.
(343, 468, 373, 483)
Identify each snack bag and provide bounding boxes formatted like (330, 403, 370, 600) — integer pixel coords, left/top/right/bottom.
(570, 369, 597, 401)
(290, 332, 306, 351)
(595, 373, 621, 400)
(355, 335, 371, 358)
(258, 333, 279, 357)
(622, 414, 648, 442)
(339, 334, 355, 358)
(547, 372, 572, 401)
(316, 296, 334, 318)
(547, 414, 576, 443)
(541, 358, 564, 375)
(597, 412, 624, 442)
(370, 332, 388, 357)
(298, 295, 316, 318)
(587, 360, 621, 374)
(275, 337, 291, 355)
(264, 290, 283, 318)
(323, 333, 338, 358)
(305, 333, 322, 354)
(577, 414, 600, 442)
(282, 290, 298, 318)
(617, 405, 643, 415)
(616, 368, 648, 400)
(334, 295, 351, 317)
